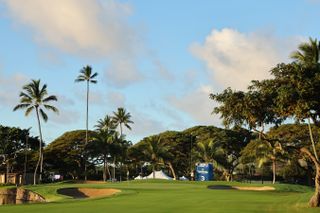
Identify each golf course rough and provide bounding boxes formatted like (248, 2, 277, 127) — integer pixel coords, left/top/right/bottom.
(0, 180, 319, 213)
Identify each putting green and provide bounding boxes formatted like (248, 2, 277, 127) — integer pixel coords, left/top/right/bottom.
(0, 180, 318, 213)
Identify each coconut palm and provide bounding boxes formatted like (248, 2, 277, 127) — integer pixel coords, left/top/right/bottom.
(13, 79, 58, 184)
(112, 107, 133, 137)
(196, 140, 229, 180)
(290, 38, 320, 67)
(91, 129, 115, 181)
(142, 137, 169, 179)
(95, 115, 115, 132)
(75, 65, 98, 180)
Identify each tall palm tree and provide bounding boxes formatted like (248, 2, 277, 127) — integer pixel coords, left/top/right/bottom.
(291, 38, 320, 161)
(75, 65, 98, 181)
(112, 107, 133, 137)
(13, 79, 58, 184)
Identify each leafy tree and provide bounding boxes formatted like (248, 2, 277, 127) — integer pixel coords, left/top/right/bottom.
(256, 38, 320, 207)
(45, 130, 96, 179)
(210, 87, 281, 183)
(0, 125, 39, 183)
(13, 79, 58, 184)
(75, 65, 98, 181)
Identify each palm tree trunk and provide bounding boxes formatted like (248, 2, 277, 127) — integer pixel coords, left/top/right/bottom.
(35, 107, 43, 185)
(113, 157, 116, 181)
(106, 162, 111, 180)
(103, 156, 106, 182)
(167, 162, 177, 180)
(84, 80, 89, 181)
(153, 164, 155, 179)
(119, 123, 123, 137)
(308, 118, 319, 161)
(272, 159, 276, 184)
(300, 147, 320, 207)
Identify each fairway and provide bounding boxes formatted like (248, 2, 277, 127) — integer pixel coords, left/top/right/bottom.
(0, 181, 318, 213)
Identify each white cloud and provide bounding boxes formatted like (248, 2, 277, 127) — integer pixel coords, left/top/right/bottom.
(3, 0, 144, 87)
(190, 28, 302, 90)
(167, 85, 220, 126)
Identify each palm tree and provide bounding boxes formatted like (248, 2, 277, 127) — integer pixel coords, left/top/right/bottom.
(196, 140, 229, 180)
(290, 38, 320, 67)
(112, 107, 133, 137)
(13, 79, 58, 184)
(92, 129, 115, 181)
(112, 108, 133, 181)
(142, 137, 169, 179)
(75, 65, 98, 181)
(95, 115, 115, 132)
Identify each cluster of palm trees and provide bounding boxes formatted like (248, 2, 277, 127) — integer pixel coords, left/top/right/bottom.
(92, 109, 133, 181)
(13, 65, 133, 184)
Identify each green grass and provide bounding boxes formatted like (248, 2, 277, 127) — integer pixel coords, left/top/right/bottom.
(0, 180, 318, 213)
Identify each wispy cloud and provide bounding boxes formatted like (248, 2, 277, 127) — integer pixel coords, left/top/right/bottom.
(3, 0, 144, 87)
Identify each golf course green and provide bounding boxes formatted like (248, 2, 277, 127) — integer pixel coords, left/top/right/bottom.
(0, 180, 318, 213)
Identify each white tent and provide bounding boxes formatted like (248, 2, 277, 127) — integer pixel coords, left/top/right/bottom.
(146, 170, 173, 180)
(134, 175, 144, 180)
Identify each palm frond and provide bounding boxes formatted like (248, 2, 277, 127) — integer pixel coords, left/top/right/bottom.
(39, 108, 48, 122)
(44, 104, 59, 113)
(13, 104, 30, 111)
(43, 95, 58, 103)
(25, 106, 34, 116)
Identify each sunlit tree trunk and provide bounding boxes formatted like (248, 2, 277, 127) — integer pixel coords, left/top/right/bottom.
(167, 162, 176, 180)
(34, 107, 43, 185)
(301, 147, 320, 207)
(272, 158, 276, 184)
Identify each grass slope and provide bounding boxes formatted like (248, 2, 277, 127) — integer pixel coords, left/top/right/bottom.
(0, 180, 318, 213)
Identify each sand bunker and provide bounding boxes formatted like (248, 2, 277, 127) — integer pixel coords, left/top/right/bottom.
(57, 188, 120, 199)
(208, 185, 275, 191)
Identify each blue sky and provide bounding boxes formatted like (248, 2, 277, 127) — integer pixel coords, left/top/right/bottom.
(0, 0, 319, 143)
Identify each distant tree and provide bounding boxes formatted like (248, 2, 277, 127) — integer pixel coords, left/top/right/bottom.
(0, 125, 39, 183)
(95, 115, 116, 132)
(112, 108, 133, 181)
(210, 86, 281, 183)
(142, 137, 170, 179)
(13, 79, 58, 184)
(75, 65, 98, 181)
(45, 130, 95, 180)
(89, 129, 115, 181)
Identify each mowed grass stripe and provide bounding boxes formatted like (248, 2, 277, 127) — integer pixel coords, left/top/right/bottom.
(0, 181, 318, 213)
